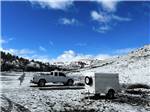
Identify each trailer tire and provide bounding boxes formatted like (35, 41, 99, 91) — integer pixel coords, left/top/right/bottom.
(106, 89, 115, 99)
(85, 76, 93, 85)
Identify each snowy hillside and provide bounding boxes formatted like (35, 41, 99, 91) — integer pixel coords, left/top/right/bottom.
(72, 44, 150, 85)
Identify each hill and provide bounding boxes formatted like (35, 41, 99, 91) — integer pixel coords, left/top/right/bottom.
(72, 44, 150, 85)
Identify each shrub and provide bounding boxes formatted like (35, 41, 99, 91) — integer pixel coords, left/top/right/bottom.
(127, 83, 150, 89)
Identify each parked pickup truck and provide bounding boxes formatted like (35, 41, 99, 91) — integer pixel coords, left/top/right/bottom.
(30, 71, 74, 87)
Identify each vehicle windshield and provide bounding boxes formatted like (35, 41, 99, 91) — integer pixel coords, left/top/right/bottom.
(59, 72, 66, 77)
(50, 72, 53, 75)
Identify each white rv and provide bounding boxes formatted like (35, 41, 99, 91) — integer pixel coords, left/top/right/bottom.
(84, 72, 120, 99)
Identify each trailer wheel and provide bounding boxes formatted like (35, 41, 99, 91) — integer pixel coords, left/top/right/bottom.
(85, 76, 93, 85)
(106, 89, 115, 99)
(38, 79, 46, 87)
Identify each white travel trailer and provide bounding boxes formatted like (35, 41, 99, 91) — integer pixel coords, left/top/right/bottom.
(84, 72, 120, 99)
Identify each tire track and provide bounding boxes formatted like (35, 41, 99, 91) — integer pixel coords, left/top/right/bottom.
(1, 95, 13, 112)
(1, 95, 31, 112)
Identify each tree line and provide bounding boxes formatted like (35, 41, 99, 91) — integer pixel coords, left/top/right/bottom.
(1, 51, 66, 72)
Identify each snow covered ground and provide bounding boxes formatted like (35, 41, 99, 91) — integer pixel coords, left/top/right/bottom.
(0, 72, 150, 112)
(1, 45, 150, 112)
